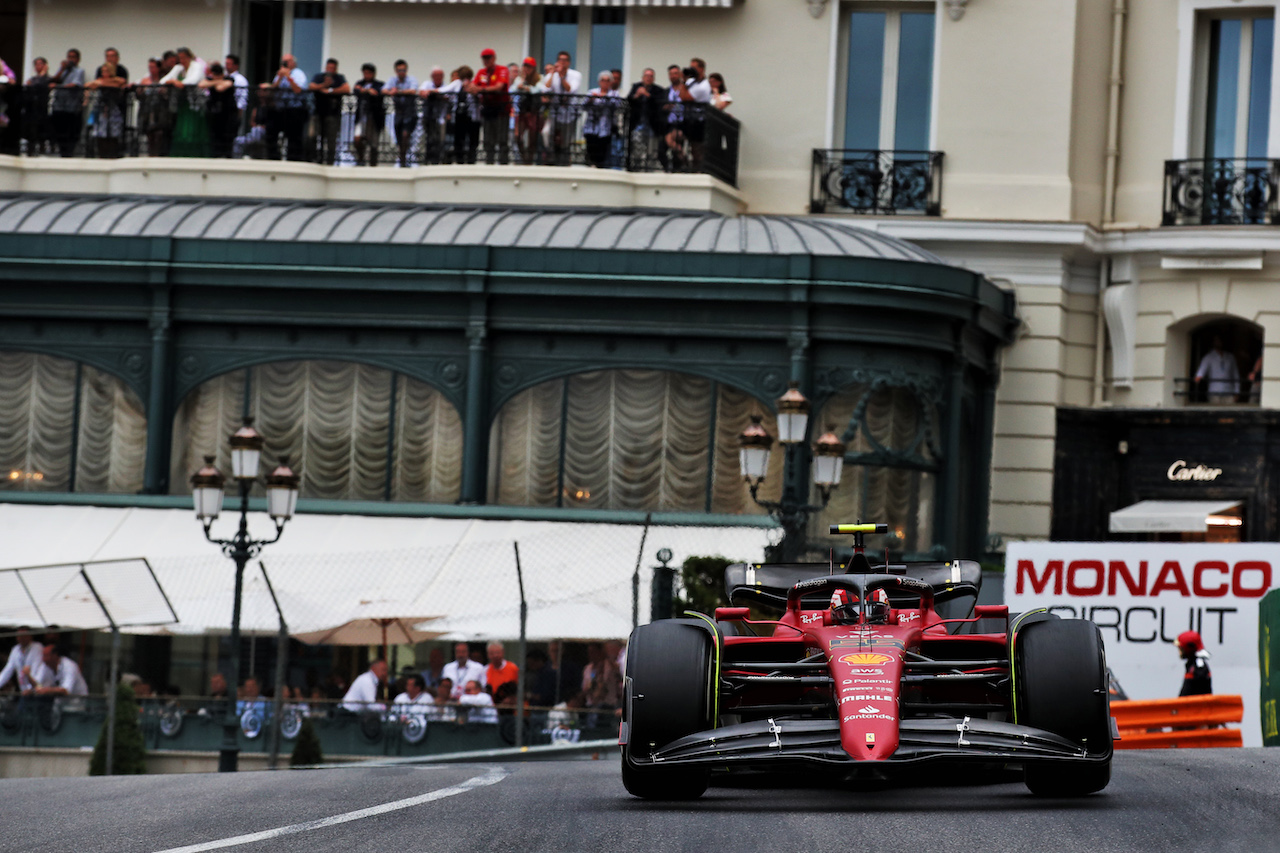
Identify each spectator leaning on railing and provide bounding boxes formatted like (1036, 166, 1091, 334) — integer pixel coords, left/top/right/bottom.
(584, 70, 621, 169)
(198, 63, 239, 158)
(27, 645, 89, 708)
(342, 658, 388, 712)
(309, 58, 349, 166)
(23, 57, 53, 155)
(545, 51, 582, 166)
(261, 54, 308, 162)
(385, 59, 418, 168)
(85, 48, 129, 159)
(162, 47, 209, 158)
(471, 48, 509, 166)
(419, 66, 448, 165)
(352, 63, 385, 167)
(49, 49, 85, 158)
(510, 57, 545, 166)
(0, 627, 43, 693)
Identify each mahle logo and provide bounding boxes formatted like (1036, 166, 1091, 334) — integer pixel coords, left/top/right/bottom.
(839, 652, 893, 666)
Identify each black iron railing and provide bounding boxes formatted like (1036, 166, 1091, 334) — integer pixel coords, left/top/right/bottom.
(0, 85, 740, 186)
(1163, 158, 1280, 225)
(1172, 376, 1261, 405)
(810, 149, 943, 215)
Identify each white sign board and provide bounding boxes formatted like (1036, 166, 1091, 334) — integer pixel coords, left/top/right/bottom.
(1005, 542, 1276, 747)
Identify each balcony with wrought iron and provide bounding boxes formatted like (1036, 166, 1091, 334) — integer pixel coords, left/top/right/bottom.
(1162, 158, 1280, 226)
(810, 149, 943, 215)
(0, 85, 743, 214)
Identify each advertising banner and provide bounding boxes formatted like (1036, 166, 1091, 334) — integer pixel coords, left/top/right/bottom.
(1005, 542, 1278, 747)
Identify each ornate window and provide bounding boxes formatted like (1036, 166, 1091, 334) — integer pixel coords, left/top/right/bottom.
(488, 370, 783, 513)
(0, 352, 146, 494)
(171, 361, 462, 503)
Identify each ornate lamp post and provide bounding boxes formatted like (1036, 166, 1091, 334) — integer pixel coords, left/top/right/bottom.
(191, 418, 299, 773)
(739, 382, 845, 562)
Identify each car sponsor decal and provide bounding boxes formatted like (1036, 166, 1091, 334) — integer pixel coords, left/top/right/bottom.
(846, 668, 891, 676)
(840, 680, 893, 689)
(793, 578, 829, 591)
(843, 712, 896, 721)
(830, 637, 904, 649)
(839, 652, 893, 666)
(865, 733, 876, 744)
(801, 613, 821, 624)
(839, 695, 893, 705)
(898, 612, 920, 624)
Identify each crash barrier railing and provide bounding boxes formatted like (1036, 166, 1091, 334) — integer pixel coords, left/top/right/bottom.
(0, 693, 618, 758)
(1111, 694, 1243, 749)
(0, 84, 740, 186)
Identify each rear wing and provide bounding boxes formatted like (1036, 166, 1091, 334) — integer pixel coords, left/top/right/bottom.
(724, 560, 983, 611)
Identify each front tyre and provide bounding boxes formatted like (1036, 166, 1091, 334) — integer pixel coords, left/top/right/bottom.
(620, 619, 715, 800)
(1015, 618, 1112, 796)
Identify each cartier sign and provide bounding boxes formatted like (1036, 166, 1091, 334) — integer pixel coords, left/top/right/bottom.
(1166, 460, 1223, 482)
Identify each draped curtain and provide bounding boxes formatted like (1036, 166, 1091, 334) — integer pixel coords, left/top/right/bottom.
(489, 370, 782, 513)
(0, 352, 146, 494)
(812, 384, 936, 553)
(171, 361, 462, 503)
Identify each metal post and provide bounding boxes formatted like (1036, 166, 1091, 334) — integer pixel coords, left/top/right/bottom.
(220, 481, 251, 773)
(260, 562, 289, 771)
(106, 626, 120, 775)
(513, 542, 527, 750)
(631, 514, 650, 631)
(650, 548, 675, 622)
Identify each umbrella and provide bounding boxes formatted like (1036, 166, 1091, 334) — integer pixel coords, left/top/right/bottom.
(293, 600, 444, 659)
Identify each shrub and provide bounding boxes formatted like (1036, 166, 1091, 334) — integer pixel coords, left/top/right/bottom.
(289, 717, 324, 767)
(89, 682, 147, 775)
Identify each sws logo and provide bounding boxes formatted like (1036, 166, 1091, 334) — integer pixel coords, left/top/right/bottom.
(839, 653, 893, 665)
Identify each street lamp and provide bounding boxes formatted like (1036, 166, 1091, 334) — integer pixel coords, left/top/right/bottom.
(192, 417, 299, 773)
(739, 383, 844, 562)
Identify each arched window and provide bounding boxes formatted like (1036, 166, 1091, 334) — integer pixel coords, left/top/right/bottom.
(171, 361, 462, 502)
(0, 352, 146, 493)
(810, 382, 939, 555)
(488, 370, 783, 513)
(1184, 318, 1263, 405)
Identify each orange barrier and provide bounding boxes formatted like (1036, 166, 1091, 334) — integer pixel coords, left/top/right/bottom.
(1111, 694, 1243, 750)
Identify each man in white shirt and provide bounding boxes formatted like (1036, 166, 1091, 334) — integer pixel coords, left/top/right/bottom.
(224, 54, 249, 115)
(442, 642, 485, 700)
(1195, 336, 1241, 404)
(674, 57, 712, 168)
(159, 46, 207, 87)
(0, 627, 42, 692)
(419, 66, 448, 163)
(393, 675, 434, 709)
(341, 658, 388, 712)
(30, 645, 88, 703)
(457, 679, 498, 724)
(546, 50, 582, 165)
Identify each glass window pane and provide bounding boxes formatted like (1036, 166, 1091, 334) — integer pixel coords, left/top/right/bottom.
(844, 11, 885, 150)
(291, 3, 325, 80)
(543, 9, 580, 69)
(1248, 17, 1273, 158)
(894, 12, 935, 151)
(1206, 18, 1242, 159)
(590, 9, 626, 85)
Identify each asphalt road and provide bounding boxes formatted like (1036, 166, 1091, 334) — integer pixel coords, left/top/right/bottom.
(1, 749, 1276, 853)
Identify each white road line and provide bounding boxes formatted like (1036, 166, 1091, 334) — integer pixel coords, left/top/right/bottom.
(152, 766, 509, 853)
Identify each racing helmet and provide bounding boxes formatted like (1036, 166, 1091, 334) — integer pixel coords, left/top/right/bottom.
(1177, 630, 1204, 654)
(829, 589, 859, 624)
(865, 588, 891, 624)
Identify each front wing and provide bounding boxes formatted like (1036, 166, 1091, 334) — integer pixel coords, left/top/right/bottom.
(622, 716, 1113, 771)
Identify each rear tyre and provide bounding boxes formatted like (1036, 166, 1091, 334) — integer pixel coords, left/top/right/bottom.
(621, 619, 715, 800)
(1015, 618, 1112, 796)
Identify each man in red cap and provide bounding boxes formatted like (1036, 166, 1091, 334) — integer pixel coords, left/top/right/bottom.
(470, 48, 510, 164)
(1176, 630, 1212, 696)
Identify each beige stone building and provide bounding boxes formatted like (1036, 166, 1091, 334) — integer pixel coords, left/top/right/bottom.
(4, 0, 1279, 547)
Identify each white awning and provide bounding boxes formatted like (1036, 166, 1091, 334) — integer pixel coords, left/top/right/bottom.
(0, 504, 773, 641)
(1108, 500, 1242, 533)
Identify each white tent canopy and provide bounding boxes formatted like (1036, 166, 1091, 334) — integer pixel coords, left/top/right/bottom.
(1108, 499, 1242, 533)
(0, 504, 775, 641)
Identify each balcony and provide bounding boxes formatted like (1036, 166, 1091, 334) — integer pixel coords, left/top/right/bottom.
(1172, 377, 1261, 406)
(1162, 158, 1280, 226)
(810, 149, 943, 215)
(0, 85, 740, 198)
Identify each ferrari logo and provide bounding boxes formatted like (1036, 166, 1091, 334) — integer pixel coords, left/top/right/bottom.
(865, 733, 876, 744)
(839, 653, 893, 666)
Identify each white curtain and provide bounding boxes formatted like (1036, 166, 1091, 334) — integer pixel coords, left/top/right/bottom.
(0, 352, 145, 494)
(488, 370, 780, 513)
(171, 361, 462, 503)
(812, 383, 936, 553)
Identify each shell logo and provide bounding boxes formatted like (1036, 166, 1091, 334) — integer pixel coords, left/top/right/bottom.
(839, 653, 893, 666)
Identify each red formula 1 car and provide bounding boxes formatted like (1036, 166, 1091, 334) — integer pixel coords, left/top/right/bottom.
(620, 524, 1114, 799)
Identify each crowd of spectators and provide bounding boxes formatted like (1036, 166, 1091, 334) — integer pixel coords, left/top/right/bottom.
(0, 45, 732, 170)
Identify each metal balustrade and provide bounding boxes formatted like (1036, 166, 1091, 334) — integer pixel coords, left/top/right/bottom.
(810, 149, 944, 215)
(0, 85, 740, 186)
(1163, 158, 1280, 226)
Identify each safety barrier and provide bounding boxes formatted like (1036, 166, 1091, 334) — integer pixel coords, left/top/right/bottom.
(1111, 694, 1243, 749)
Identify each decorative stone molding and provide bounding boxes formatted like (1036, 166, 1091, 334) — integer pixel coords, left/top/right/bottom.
(807, 0, 828, 19)
(945, 0, 969, 21)
(1103, 282, 1138, 389)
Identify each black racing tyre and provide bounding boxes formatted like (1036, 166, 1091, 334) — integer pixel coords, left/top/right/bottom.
(620, 619, 715, 800)
(1015, 618, 1112, 796)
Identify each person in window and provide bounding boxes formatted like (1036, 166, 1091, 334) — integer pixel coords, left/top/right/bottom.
(1247, 353, 1263, 403)
(1176, 631, 1212, 696)
(708, 73, 732, 112)
(1194, 336, 1240, 404)
(308, 58, 349, 166)
(352, 63, 384, 167)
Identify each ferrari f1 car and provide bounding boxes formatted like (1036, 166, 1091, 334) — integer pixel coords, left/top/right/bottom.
(620, 524, 1113, 799)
